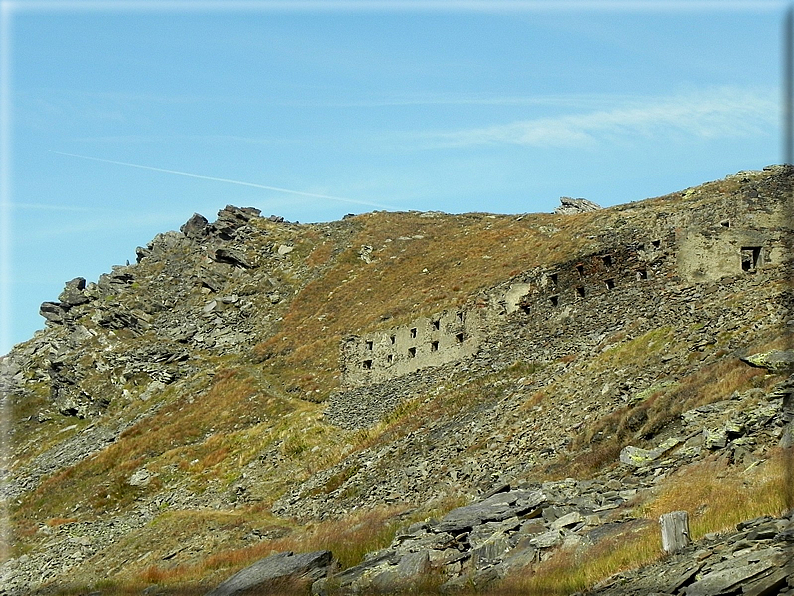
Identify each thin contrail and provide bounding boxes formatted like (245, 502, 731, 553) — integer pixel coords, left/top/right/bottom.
(11, 202, 96, 212)
(50, 150, 393, 209)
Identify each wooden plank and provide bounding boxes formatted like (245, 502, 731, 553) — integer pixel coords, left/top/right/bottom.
(660, 511, 690, 554)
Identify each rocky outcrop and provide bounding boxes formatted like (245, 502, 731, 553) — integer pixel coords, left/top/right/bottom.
(554, 196, 602, 214)
(308, 482, 793, 595)
(588, 513, 794, 596)
(741, 349, 794, 374)
(181, 212, 209, 240)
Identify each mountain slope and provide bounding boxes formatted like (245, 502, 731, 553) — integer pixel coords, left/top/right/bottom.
(1, 166, 792, 595)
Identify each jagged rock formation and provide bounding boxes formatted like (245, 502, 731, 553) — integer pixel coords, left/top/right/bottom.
(554, 196, 602, 214)
(1, 166, 792, 596)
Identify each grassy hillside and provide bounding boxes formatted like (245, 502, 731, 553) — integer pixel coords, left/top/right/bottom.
(2, 166, 791, 595)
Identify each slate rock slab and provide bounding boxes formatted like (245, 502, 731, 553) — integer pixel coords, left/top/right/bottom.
(682, 548, 785, 596)
(741, 350, 794, 373)
(215, 248, 254, 269)
(435, 489, 546, 533)
(206, 550, 333, 596)
(620, 437, 681, 467)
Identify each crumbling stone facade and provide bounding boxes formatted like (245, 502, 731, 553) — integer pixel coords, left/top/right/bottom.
(337, 178, 792, 396)
(341, 308, 484, 387)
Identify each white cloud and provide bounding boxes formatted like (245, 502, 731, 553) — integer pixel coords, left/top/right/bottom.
(423, 87, 777, 149)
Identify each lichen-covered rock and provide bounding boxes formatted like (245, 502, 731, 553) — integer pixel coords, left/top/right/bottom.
(741, 350, 794, 373)
(619, 437, 681, 467)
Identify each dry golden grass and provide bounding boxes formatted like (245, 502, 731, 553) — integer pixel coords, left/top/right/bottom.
(563, 353, 772, 480)
(492, 524, 660, 596)
(491, 448, 790, 596)
(127, 506, 410, 592)
(255, 210, 605, 398)
(639, 447, 791, 539)
(14, 367, 301, 524)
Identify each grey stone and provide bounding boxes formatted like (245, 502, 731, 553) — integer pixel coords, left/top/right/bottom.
(435, 489, 545, 533)
(214, 248, 254, 268)
(740, 566, 790, 596)
(39, 302, 66, 324)
(206, 550, 334, 596)
(660, 511, 690, 554)
(683, 548, 787, 596)
(555, 196, 602, 214)
(396, 550, 430, 577)
(551, 511, 584, 530)
(128, 468, 152, 487)
(472, 533, 509, 567)
(703, 428, 728, 450)
(181, 213, 209, 240)
(59, 277, 90, 306)
(741, 350, 794, 373)
(620, 438, 681, 467)
(529, 529, 563, 548)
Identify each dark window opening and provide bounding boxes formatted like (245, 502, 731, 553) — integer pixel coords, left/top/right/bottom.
(720, 219, 730, 228)
(365, 340, 373, 350)
(575, 264, 584, 277)
(520, 303, 531, 315)
(549, 272, 558, 286)
(456, 311, 465, 322)
(602, 255, 612, 268)
(455, 332, 465, 343)
(651, 239, 661, 248)
(390, 335, 396, 345)
(575, 286, 585, 298)
(550, 295, 559, 307)
(636, 269, 648, 280)
(431, 340, 439, 352)
(741, 246, 762, 272)
(408, 347, 417, 358)
(605, 278, 615, 290)
(410, 328, 417, 339)
(387, 354, 394, 365)
(433, 320, 441, 331)
(363, 360, 373, 370)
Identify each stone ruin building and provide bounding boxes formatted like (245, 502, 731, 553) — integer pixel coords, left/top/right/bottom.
(336, 172, 791, 404)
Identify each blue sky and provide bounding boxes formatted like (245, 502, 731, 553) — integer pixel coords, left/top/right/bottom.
(0, 0, 786, 354)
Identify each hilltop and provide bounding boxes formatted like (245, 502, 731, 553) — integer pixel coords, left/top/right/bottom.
(1, 166, 792, 595)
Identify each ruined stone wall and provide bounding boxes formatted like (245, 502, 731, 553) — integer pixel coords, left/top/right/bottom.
(331, 184, 793, 427)
(677, 225, 787, 283)
(341, 307, 485, 387)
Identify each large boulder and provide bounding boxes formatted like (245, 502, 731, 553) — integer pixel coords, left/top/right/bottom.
(619, 437, 681, 467)
(435, 489, 546, 534)
(39, 301, 66, 324)
(209, 205, 262, 239)
(206, 550, 334, 596)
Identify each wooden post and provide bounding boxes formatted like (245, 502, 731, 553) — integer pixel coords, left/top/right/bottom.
(660, 511, 690, 554)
